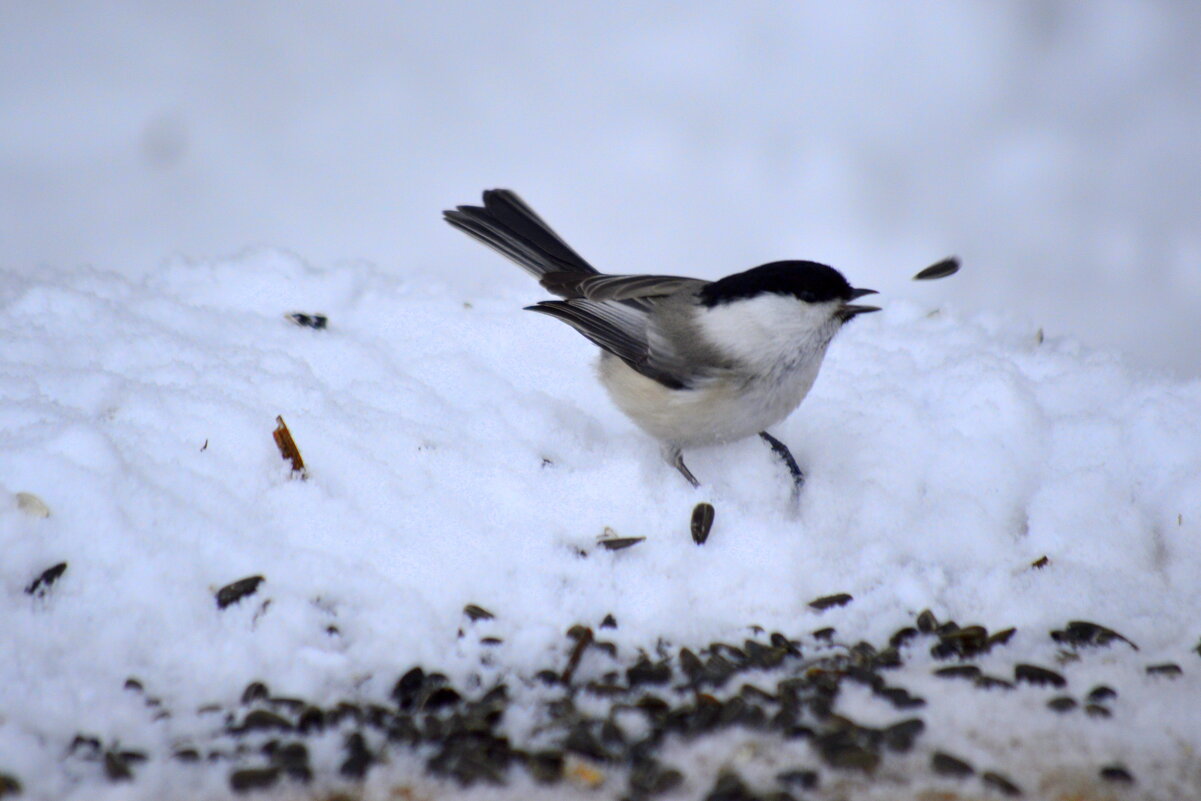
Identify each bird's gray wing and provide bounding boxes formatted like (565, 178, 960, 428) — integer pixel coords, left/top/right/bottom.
(443, 189, 597, 280)
(540, 272, 708, 303)
(526, 299, 692, 389)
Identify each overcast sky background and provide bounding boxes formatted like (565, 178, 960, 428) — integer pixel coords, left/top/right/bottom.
(3, 2, 1199, 375)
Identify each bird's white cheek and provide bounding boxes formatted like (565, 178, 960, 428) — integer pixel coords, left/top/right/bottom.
(697, 295, 838, 368)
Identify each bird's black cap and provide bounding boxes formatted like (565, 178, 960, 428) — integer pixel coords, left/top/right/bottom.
(699, 261, 855, 308)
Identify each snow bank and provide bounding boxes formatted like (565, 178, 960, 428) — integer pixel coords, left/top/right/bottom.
(2, 251, 1199, 799)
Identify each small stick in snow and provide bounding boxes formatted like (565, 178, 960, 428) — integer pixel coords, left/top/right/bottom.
(273, 416, 307, 478)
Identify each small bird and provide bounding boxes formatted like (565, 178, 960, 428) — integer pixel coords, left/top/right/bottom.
(445, 189, 950, 491)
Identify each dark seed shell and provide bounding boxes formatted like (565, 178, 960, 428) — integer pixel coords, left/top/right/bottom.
(1100, 765, 1134, 783)
(229, 766, 279, 792)
(464, 604, 494, 621)
(912, 257, 959, 281)
(598, 536, 646, 551)
(1014, 664, 1066, 688)
(690, 502, 716, 545)
(1146, 663, 1182, 677)
(1046, 696, 1077, 713)
(25, 562, 67, 597)
(934, 665, 981, 680)
(216, 576, 265, 610)
(809, 593, 853, 611)
(981, 770, 1023, 796)
(931, 751, 974, 778)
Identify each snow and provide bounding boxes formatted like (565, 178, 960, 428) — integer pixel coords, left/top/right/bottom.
(3, 250, 1200, 799)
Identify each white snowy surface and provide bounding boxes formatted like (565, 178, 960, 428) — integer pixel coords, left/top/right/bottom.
(2, 251, 1200, 800)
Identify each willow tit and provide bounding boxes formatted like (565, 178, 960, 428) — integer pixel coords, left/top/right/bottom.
(445, 189, 950, 491)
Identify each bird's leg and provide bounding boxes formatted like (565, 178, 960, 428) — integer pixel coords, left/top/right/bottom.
(663, 444, 700, 488)
(759, 431, 805, 494)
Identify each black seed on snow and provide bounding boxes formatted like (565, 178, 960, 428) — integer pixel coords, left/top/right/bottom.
(69, 734, 100, 756)
(600, 613, 617, 628)
(777, 769, 819, 789)
(0, 774, 21, 798)
(599, 536, 645, 551)
(103, 751, 133, 781)
(423, 686, 462, 711)
(809, 593, 853, 611)
(25, 562, 67, 596)
(535, 669, 560, 685)
(392, 667, 426, 708)
(1100, 765, 1134, 783)
(1086, 685, 1117, 703)
(1031, 555, 1050, 569)
(877, 687, 926, 710)
(564, 723, 608, 761)
(936, 621, 960, 636)
(286, 312, 328, 330)
(585, 682, 627, 697)
(975, 675, 1015, 691)
(480, 636, 503, 646)
(813, 627, 836, 641)
(883, 718, 925, 752)
(1146, 663, 1182, 676)
(691, 502, 716, 545)
(297, 706, 324, 734)
(935, 665, 981, 680)
(987, 627, 1017, 647)
(706, 771, 754, 801)
(1084, 704, 1111, 718)
(1014, 664, 1066, 688)
(679, 648, 704, 681)
(874, 646, 903, 669)
(123, 678, 143, 692)
(890, 627, 919, 647)
(340, 732, 374, 778)
(981, 771, 1023, 796)
(1051, 621, 1138, 650)
(711, 642, 748, 662)
(233, 709, 294, 734)
(1047, 696, 1077, 712)
(744, 639, 786, 669)
(173, 748, 200, 762)
(241, 682, 268, 704)
(740, 683, 777, 704)
(771, 632, 801, 655)
(629, 757, 683, 796)
(628, 657, 672, 686)
(931, 751, 974, 778)
(216, 575, 264, 609)
(916, 610, 939, 633)
(464, 604, 494, 621)
(230, 766, 280, 792)
(816, 733, 880, 772)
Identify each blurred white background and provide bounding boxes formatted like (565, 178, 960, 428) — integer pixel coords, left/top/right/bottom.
(3, 2, 1199, 374)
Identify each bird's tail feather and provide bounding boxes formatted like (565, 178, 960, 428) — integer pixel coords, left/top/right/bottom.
(444, 189, 597, 281)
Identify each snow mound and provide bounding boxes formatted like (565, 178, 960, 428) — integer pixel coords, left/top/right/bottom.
(2, 251, 1199, 799)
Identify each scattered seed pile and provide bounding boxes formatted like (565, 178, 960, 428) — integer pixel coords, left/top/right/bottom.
(24, 602, 1191, 801)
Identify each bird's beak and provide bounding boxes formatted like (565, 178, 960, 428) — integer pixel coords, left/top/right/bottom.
(838, 290, 881, 322)
(838, 304, 882, 321)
